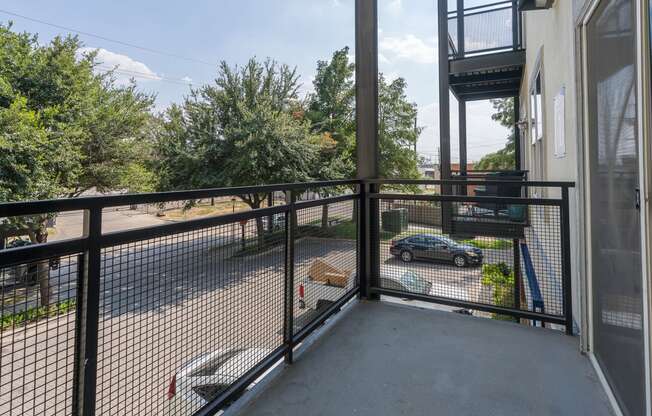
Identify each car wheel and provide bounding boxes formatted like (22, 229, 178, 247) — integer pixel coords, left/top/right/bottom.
(453, 255, 467, 268)
(400, 250, 414, 263)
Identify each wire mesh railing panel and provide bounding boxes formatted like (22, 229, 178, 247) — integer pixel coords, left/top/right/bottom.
(447, 2, 518, 58)
(522, 205, 563, 317)
(464, 7, 514, 53)
(95, 219, 285, 415)
(374, 196, 566, 324)
(0, 254, 80, 416)
(293, 199, 358, 335)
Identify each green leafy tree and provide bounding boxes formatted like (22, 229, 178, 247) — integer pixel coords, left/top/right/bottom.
(155, 58, 318, 245)
(475, 98, 516, 170)
(378, 74, 421, 180)
(0, 24, 154, 305)
(307, 47, 356, 227)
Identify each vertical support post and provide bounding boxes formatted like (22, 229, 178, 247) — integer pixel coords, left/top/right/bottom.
(369, 183, 380, 299)
(457, 0, 464, 57)
(512, 0, 519, 50)
(283, 191, 296, 363)
(459, 99, 467, 196)
(72, 253, 85, 416)
(513, 238, 521, 320)
(438, 0, 453, 232)
(561, 186, 573, 335)
(514, 96, 521, 170)
(355, 0, 379, 300)
(76, 208, 102, 416)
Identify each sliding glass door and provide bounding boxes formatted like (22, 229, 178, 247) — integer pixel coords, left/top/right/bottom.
(585, 0, 645, 414)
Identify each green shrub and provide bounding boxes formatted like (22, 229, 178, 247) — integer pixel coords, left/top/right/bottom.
(463, 239, 512, 250)
(1, 299, 76, 332)
(481, 262, 515, 321)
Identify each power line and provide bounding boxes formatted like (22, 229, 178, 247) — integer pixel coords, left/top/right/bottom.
(95, 65, 194, 86)
(0, 9, 216, 67)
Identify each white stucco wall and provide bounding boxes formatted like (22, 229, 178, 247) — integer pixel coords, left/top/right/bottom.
(519, 1, 586, 334)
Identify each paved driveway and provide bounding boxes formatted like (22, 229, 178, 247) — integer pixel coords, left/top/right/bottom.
(0, 237, 354, 416)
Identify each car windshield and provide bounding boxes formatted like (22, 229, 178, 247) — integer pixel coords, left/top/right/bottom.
(436, 236, 456, 246)
(189, 350, 242, 377)
(399, 272, 428, 293)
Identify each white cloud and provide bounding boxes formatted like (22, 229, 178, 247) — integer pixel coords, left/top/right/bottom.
(78, 47, 161, 85)
(386, 0, 403, 14)
(416, 99, 511, 163)
(379, 34, 436, 64)
(181, 76, 193, 84)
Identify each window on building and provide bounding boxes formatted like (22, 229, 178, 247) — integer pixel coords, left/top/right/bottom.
(529, 68, 545, 192)
(530, 71, 543, 143)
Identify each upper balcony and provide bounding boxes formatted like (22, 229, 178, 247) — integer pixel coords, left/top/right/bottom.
(0, 178, 613, 416)
(446, 0, 525, 101)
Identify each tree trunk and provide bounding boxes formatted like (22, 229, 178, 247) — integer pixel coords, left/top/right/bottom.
(37, 261, 51, 307)
(255, 216, 265, 249)
(321, 204, 329, 229)
(29, 227, 51, 307)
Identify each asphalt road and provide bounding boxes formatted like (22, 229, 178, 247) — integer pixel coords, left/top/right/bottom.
(0, 236, 357, 416)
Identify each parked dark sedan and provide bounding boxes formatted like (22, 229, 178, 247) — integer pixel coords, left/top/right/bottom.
(389, 234, 483, 267)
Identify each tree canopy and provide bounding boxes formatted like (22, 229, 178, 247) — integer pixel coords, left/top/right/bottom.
(0, 23, 154, 238)
(0, 23, 423, 246)
(475, 98, 516, 171)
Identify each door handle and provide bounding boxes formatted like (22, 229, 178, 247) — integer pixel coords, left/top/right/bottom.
(635, 188, 640, 211)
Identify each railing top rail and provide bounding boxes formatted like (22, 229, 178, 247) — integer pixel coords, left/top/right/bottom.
(369, 193, 564, 206)
(365, 179, 576, 188)
(447, 0, 516, 16)
(0, 179, 360, 217)
(0, 192, 360, 267)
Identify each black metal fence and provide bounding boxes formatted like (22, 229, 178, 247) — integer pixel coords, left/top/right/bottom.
(0, 181, 359, 416)
(448, 0, 522, 58)
(0, 178, 573, 415)
(365, 179, 573, 333)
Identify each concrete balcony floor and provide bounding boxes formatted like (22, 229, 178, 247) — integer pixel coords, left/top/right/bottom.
(237, 301, 613, 416)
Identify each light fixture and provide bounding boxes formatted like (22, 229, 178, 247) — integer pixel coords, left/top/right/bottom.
(518, 0, 554, 11)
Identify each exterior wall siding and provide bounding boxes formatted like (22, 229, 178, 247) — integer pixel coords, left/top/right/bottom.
(519, 1, 583, 334)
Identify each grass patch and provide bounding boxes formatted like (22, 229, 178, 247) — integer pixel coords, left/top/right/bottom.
(305, 221, 395, 241)
(1, 299, 76, 332)
(462, 239, 512, 250)
(165, 201, 251, 220)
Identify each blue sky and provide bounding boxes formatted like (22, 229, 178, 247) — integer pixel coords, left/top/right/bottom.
(1, 0, 509, 163)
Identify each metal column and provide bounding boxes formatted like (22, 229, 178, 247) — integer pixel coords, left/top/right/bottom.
(355, 0, 379, 300)
(439, 0, 453, 232)
(75, 208, 102, 416)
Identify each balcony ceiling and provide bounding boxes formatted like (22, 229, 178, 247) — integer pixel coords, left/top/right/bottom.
(449, 50, 525, 101)
(237, 301, 613, 416)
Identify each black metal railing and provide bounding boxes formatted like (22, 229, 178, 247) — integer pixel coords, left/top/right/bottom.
(0, 181, 359, 416)
(365, 179, 573, 333)
(0, 178, 574, 415)
(448, 0, 522, 59)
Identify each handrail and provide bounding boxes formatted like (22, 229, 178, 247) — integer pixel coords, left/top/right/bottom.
(364, 179, 575, 188)
(0, 179, 360, 217)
